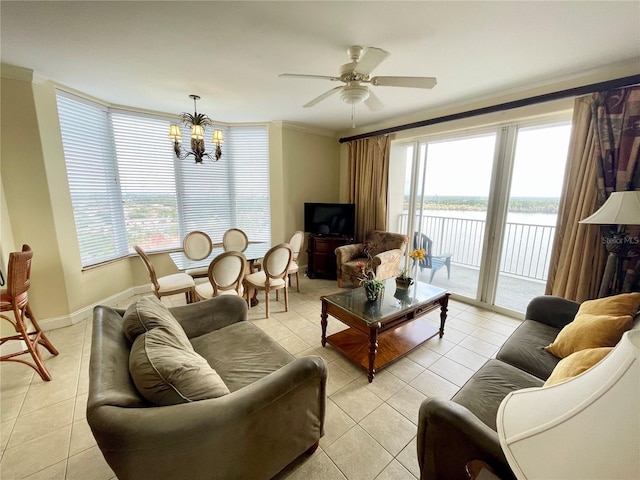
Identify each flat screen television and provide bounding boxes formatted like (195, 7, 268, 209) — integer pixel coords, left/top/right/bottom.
(304, 202, 355, 237)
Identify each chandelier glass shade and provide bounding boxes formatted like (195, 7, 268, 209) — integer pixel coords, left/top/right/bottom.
(169, 95, 224, 163)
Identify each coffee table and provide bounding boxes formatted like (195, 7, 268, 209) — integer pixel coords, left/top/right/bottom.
(321, 279, 450, 382)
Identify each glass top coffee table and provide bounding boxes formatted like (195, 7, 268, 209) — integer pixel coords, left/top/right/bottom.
(321, 279, 450, 382)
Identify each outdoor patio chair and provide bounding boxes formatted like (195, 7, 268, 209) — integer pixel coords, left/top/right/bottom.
(413, 232, 453, 283)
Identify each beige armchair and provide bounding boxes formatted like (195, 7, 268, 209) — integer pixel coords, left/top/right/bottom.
(335, 230, 409, 287)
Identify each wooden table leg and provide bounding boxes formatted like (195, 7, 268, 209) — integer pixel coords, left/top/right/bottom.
(367, 325, 379, 383)
(321, 300, 328, 347)
(438, 293, 450, 338)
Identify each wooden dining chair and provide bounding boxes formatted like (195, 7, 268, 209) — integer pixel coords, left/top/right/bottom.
(195, 251, 246, 301)
(287, 230, 305, 292)
(243, 243, 292, 318)
(182, 230, 213, 279)
(0, 244, 58, 381)
(223, 228, 249, 252)
(134, 245, 196, 304)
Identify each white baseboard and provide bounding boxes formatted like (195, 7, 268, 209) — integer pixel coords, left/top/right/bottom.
(39, 284, 151, 331)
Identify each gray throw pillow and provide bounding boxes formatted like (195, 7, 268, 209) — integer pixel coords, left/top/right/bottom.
(122, 296, 190, 349)
(129, 328, 230, 405)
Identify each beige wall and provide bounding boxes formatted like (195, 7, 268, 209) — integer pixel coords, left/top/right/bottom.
(281, 125, 341, 265)
(0, 69, 341, 329)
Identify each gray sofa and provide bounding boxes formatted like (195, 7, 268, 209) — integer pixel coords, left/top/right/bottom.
(88, 295, 327, 480)
(417, 295, 582, 480)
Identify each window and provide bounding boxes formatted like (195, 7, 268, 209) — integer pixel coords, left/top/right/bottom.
(56, 91, 271, 267)
(389, 117, 571, 314)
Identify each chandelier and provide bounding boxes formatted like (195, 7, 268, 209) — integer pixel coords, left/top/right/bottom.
(169, 94, 224, 163)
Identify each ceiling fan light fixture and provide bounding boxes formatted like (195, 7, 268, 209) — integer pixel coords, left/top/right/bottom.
(339, 85, 369, 105)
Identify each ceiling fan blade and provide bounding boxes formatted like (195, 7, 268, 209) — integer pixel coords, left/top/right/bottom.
(371, 76, 437, 89)
(303, 86, 343, 108)
(364, 90, 384, 112)
(279, 73, 340, 81)
(355, 47, 389, 75)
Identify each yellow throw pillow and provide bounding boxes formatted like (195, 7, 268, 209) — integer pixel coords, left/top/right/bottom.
(577, 292, 640, 317)
(545, 313, 632, 358)
(544, 347, 613, 387)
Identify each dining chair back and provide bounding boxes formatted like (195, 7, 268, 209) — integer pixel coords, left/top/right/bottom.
(0, 244, 58, 380)
(287, 231, 305, 292)
(182, 231, 213, 278)
(183, 231, 213, 260)
(244, 243, 292, 318)
(195, 251, 246, 300)
(223, 228, 249, 252)
(134, 245, 195, 303)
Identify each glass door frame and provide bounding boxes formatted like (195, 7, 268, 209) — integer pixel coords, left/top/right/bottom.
(391, 113, 572, 314)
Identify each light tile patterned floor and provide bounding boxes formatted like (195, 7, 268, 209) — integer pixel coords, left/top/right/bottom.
(0, 276, 521, 480)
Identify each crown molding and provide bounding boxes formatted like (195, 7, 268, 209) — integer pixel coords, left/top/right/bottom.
(277, 121, 337, 138)
(1, 63, 33, 82)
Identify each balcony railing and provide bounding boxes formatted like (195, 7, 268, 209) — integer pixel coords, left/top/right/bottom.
(398, 213, 556, 281)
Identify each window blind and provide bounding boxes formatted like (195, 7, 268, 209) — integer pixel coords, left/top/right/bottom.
(110, 111, 179, 252)
(56, 92, 128, 266)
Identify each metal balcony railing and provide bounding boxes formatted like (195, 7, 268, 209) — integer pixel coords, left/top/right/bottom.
(398, 213, 556, 281)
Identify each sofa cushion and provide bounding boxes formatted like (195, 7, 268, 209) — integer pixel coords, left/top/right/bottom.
(122, 296, 191, 348)
(129, 327, 229, 405)
(543, 347, 613, 387)
(190, 321, 294, 392)
(545, 313, 632, 358)
(452, 359, 543, 431)
(496, 319, 562, 380)
(577, 292, 640, 317)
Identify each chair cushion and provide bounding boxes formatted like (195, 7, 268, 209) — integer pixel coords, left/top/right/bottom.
(545, 313, 632, 358)
(122, 296, 190, 346)
(157, 273, 195, 293)
(452, 359, 543, 431)
(543, 347, 613, 387)
(195, 282, 241, 299)
(288, 260, 299, 273)
(190, 322, 294, 392)
(497, 319, 562, 380)
(129, 328, 229, 405)
(244, 271, 286, 289)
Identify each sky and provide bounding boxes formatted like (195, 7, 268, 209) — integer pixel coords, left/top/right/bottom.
(404, 123, 572, 199)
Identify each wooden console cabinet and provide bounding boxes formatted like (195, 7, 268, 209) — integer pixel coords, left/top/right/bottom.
(307, 235, 352, 279)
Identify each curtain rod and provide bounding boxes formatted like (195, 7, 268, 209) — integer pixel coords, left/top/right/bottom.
(338, 74, 640, 143)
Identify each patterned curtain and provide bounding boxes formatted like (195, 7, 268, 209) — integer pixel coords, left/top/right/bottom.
(592, 87, 640, 294)
(347, 136, 390, 242)
(547, 86, 640, 301)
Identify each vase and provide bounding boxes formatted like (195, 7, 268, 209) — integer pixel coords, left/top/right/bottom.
(395, 277, 414, 290)
(364, 281, 384, 301)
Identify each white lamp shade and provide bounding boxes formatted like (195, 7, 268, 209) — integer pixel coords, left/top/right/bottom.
(579, 191, 640, 225)
(168, 124, 182, 141)
(212, 129, 224, 144)
(191, 124, 204, 140)
(497, 329, 640, 479)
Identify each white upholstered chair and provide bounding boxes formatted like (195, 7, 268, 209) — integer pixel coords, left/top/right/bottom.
(243, 243, 292, 318)
(182, 230, 213, 279)
(287, 231, 305, 292)
(134, 245, 195, 304)
(195, 251, 246, 301)
(223, 228, 249, 252)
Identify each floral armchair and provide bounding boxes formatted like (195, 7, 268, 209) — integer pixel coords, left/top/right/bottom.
(335, 230, 409, 288)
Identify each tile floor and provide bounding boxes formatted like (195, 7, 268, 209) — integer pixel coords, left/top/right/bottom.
(0, 275, 521, 480)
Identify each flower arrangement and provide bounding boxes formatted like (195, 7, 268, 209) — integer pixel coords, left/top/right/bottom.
(398, 249, 426, 280)
(357, 248, 385, 301)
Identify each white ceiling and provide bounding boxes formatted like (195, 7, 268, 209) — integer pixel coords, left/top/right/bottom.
(2, 1, 639, 133)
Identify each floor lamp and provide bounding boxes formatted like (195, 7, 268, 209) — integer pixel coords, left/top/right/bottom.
(579, 191, 640, 298)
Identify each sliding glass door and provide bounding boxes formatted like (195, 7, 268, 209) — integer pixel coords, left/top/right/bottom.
(388, 118, 571, 314)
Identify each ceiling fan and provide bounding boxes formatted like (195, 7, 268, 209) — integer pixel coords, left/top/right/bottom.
(279, 45, 437, 112)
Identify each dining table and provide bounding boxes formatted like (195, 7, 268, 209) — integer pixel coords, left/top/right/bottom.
(169, 242, 272, 306)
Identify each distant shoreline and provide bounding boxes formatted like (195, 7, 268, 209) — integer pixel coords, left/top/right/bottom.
(411, 196, 560, 214)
